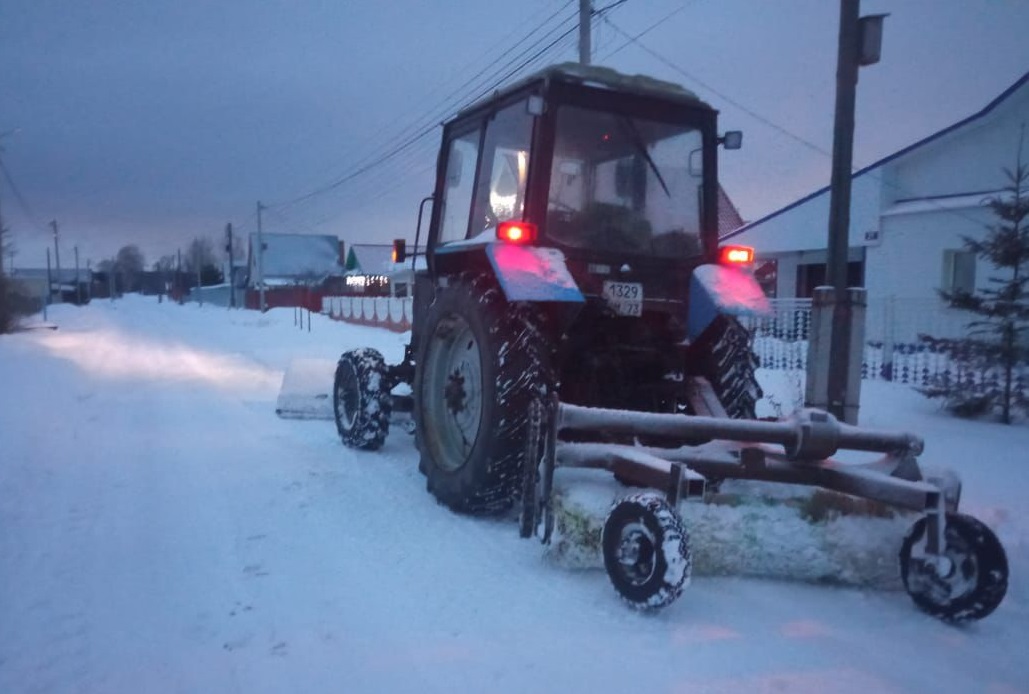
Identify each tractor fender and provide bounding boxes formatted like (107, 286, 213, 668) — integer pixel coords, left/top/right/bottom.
(687, 263, 770, 340)
(482, 242, 585, 303)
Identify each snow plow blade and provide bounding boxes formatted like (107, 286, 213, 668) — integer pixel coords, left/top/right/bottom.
(275, 358, 336, 420)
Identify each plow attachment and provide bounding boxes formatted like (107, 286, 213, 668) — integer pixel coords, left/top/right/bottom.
(275, 358, 336, 420)
(520, 396, 1008, 622)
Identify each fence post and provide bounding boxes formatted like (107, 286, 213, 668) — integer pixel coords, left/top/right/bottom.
(882, 295, 895, 381)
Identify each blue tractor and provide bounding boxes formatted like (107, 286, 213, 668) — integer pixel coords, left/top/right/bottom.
(332, 64, 1008, 620)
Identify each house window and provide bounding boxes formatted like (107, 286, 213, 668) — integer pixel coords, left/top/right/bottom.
(795, 261, 864, 298)
(941, 249, 976, 295)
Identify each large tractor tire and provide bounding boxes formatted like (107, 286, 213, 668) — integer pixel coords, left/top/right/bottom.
(414, 275, 552, 514)
(696, 315, 762, 420)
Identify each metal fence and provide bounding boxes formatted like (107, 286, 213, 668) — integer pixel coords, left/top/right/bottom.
(744, 297, 1026, 390)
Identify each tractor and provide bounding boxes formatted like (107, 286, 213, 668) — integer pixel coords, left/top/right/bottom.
(331, 63, 1008, 620)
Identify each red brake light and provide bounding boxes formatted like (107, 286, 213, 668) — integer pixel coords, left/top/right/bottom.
(497, 221, 537, 244)
(719, 245, 754, 265)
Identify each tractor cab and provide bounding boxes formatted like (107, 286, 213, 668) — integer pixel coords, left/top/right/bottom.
(422, 63, 735, 305)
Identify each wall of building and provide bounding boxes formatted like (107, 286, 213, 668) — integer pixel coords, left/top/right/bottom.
(731, 173, 882, 255)
(888, 90, 1029, 203)
(867, 205, 995, 302)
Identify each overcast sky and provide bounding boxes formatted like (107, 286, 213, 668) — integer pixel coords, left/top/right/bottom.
(2, 0, 1028, 270)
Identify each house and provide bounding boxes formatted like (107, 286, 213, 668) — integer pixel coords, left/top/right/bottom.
(724, 71, 1029, 307)
(8, 267, 92, 306)
(246, 232, 345, 310)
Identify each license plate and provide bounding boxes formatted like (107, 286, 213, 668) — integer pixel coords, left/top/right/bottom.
(602, 281, 643, 317)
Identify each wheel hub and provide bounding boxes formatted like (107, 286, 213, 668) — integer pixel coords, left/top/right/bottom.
(617, 522, 657, 585)
(444, 370, 466, 415)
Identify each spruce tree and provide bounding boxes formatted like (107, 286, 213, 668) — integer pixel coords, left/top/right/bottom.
(920, 131, 1029, 423)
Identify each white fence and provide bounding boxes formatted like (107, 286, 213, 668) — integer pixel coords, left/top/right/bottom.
(322, 295, 413, 332)
(744, 297, 1026, 389)
(321, 293, 1022, 391)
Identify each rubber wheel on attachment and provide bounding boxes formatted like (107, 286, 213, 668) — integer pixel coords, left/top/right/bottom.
(333, 348, 392, 451)
(602, 492, 691, 610)
(900, 512, 1008, 622)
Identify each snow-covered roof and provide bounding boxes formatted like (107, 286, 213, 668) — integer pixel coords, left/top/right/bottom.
(345, 244, 394, 276)
(881, 190, 1003, 218)
(722, 69, 1029, 242)
(717, 185, 744, 236)
(9, 268, 92, 283)
(458, 62, 709, 119)
(249, 233, 343, 281)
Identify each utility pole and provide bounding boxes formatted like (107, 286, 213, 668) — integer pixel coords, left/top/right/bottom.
(578, 0, 592, 65)
(74, 245, 81, 305)
(226, 222, 236, 308)
(257, 201, 266, 312)
(805, 0, 886, 424)
(195, 242, 203, 307)
(45, 247, 52, 319)
(50, 220, 61, 303)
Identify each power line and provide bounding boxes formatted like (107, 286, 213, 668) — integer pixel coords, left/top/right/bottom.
(282, 2, 580, 193)
(603, 16, 830, 159)
(602, 16, 993, 231)
(273, 4, 581, 212)
(598, 3, 690, 62)
(0, 157, 48, 234)
(271, 27, 580, 232)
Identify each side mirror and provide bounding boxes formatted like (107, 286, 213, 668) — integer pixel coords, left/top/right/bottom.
(392, 239, 406, 264)
(720, 131, 743, 150)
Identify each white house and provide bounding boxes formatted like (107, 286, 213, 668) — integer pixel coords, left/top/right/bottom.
(725, 71, 1029, 312)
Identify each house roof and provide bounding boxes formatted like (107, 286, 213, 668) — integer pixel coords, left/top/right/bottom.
(9, 268, 92, 283)
(717, 185, 744, 236)
(345, 244, 394, 276)
(722, 70, 1029, 241)
(250, 233, 342, 280)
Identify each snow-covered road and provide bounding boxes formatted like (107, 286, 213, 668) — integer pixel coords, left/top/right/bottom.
(1, 298, 1026, 693)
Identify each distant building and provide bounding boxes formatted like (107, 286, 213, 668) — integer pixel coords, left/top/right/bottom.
(246, 232, 346, 310)
(8, 267, 92, 306)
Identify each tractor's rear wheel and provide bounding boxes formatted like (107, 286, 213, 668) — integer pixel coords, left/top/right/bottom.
(695, 315, 762, 420)
(414, 275, 552, 514)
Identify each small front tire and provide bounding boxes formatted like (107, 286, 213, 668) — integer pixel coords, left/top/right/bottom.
(602, 492, 691, 610)
(900, 512, 1008, 622)
(334, 348, 392, 451)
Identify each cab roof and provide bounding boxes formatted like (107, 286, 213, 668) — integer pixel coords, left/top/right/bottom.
(455, 62, 713, 119)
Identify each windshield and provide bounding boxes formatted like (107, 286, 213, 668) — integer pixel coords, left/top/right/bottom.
(546, 105, 705, 259)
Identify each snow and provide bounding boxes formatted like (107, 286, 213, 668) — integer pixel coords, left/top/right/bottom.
(2, 297, 1028, 693)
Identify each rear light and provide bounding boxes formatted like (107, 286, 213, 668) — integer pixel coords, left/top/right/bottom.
(719, 245, 754, 265)
(497, 221, 537, 244)
(391, 238, 406, 264)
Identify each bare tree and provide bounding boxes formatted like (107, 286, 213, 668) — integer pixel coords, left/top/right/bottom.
(152, 254, 176, 273)
(184, 236, 223, 286)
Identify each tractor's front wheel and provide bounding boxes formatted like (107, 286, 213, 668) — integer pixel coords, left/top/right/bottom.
(414, 276, 551, 514)
(334, 348, 392, 450)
